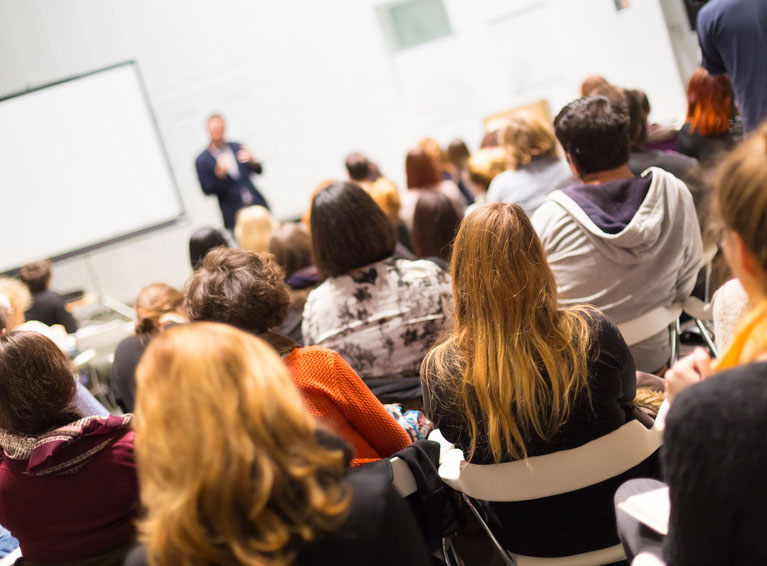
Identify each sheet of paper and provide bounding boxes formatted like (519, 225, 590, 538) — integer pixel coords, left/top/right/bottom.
(617, 486, 670, 535)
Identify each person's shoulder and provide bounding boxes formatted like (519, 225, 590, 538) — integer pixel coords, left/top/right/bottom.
(668, 362, 767, 430)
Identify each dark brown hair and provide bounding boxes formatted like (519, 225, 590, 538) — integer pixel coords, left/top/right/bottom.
(19, 260, 52, 294)
(447, 139, 471, 168)
(554, 96, 631, 176)
(189, 227, 229, 270)
(134, 283, 184, 335)
(345, 153, 370, 182)
(268, 223, 313, 277)
(310, 182, 396, 277)
(185, 247, 290, 333)
(0, 331, 81, 435)
(411, 191, 462, 262)
(406, 148, 442, 189)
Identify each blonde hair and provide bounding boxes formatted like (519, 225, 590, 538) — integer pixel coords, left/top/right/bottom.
(422, 204, 592, 462)
(500, 111, 559, 170)
(134, 322, 349, 566)
(0, 278, 31, 326)
(467, 147, 508, 191)
(716, 124, 767, 271)
(366, 177, 401, 219)
(234, 205, 278, 253)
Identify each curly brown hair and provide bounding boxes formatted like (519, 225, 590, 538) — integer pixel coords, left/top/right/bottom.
(185, 247, 290, 333)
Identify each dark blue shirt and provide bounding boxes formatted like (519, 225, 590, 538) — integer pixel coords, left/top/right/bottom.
(697, 0, 767, 133)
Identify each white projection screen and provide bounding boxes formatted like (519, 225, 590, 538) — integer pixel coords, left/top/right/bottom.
(0, 62, 184, 273)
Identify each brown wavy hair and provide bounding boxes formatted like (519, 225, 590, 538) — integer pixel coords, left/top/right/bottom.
(185, 247, 290, 332)
(134, 323, 349, 566)
(422, 204, 593, 462)
(134, 283, 185, 336)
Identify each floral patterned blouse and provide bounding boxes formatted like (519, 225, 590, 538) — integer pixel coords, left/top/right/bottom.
(302, 257, 452, 379)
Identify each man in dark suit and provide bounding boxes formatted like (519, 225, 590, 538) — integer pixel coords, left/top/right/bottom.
(194, 114, 269, 230)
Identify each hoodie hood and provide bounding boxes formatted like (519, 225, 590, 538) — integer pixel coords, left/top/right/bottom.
(548, 168, 684, 264)
(0, 414, 132, 475)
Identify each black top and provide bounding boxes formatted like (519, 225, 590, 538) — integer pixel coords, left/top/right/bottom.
(663, 361, 767, 566)
(422, 311, 660, 556)
(123, 468, 431, 566)
(675, 123, 734, 163)
(629, 148, 697, 181)
(109, 334, 149, 413)
(25, 290, 78, 334)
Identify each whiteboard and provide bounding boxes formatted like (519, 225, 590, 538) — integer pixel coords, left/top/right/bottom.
(0, 62, 184, 273)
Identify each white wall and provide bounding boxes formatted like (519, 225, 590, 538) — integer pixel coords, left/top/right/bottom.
(0, 0, 687, 303)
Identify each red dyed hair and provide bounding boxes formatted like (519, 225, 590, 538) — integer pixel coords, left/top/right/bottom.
(406, 148, 442, 189)
(686, 68, 731, 135)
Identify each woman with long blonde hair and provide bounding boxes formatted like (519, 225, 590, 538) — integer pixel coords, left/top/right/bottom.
(127, 322, 429, 566)
(421, 203, 656, 557)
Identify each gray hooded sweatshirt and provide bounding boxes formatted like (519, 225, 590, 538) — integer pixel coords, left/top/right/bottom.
(532, 167, 703, 372)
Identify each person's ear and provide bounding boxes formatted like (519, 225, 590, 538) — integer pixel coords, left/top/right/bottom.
(565, 152, 582, 181)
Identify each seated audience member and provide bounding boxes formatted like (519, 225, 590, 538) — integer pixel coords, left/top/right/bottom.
(486, 111, 574, 215)
(0, 279, 108, 418)
(186, 247, 412, 466)
(0, 331, 138, 565)
(447, 138, 477, 202)
(410, 191, 462, 266)
(110, 283, 186, 413)
(234, 204, 277, 253)
(419, 137, 474, 205)
(345, 152, 374, 191)
(532, 96, 703, 373)
(367, 176, 414, 254)
(269, 222, 317, 344)
(0, 277, 71, 351)
(344, 157, 413, 254)
(19, 259, 77, 333)
(676, 68, 735, 163)
(580, 74, 609, 97)
(616, 125, 767, 565)
(422, 203, 656, 557)
(595, 85, 698, 180)
(479, 128, 501, 148)
(303, 182, 452, 381)
(188, 226, 228, 270)
(466, 146, 507, 203)
(400, 148, 466, 229)
(125, 323, 430, 566)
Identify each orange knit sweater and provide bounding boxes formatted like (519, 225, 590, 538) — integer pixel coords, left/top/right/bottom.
(284, 346, 412, 467)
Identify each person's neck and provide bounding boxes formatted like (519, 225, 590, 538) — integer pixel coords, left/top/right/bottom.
(579, 164, 634, 185)
(209, 140, 226, 150)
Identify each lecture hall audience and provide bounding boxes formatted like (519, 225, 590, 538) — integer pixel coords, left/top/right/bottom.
(616, 123, 767, 566)
(125, 323, 430, 566)
(185, 247, 412, 466)
(3, 55, 767, 566)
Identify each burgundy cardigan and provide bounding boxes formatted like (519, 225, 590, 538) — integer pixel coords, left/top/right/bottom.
(0, 416, 139, 562)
